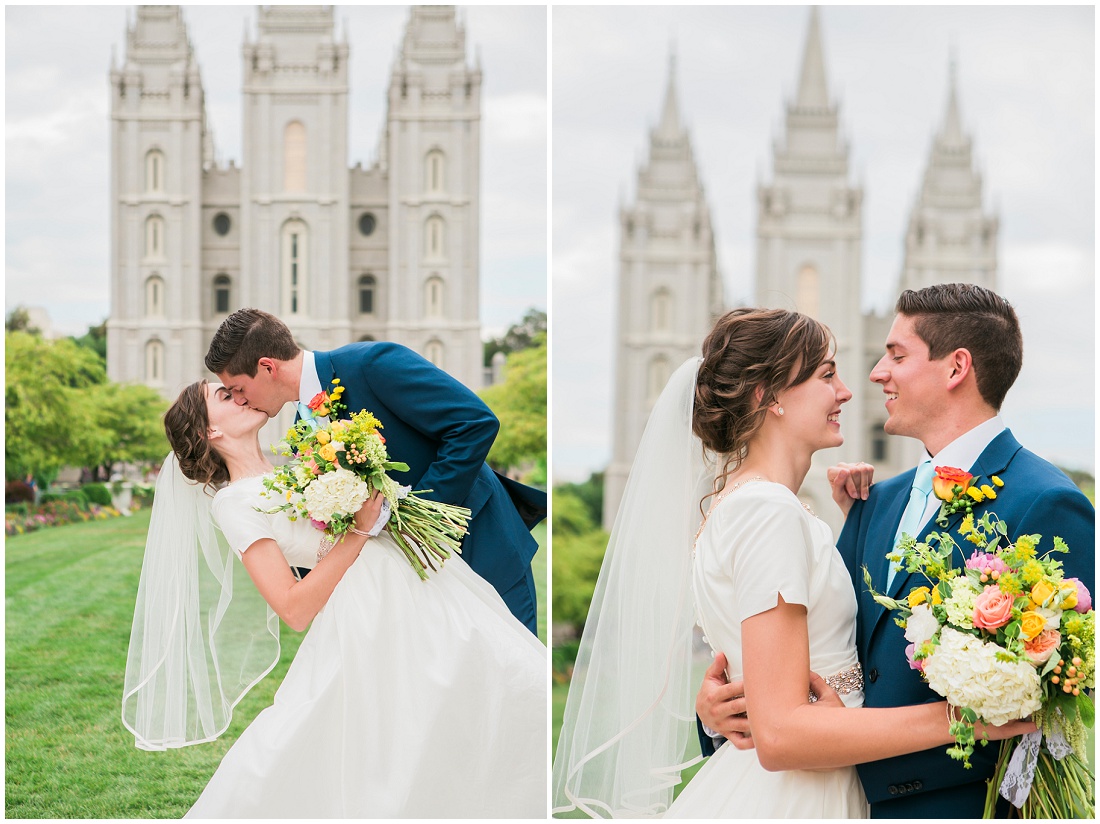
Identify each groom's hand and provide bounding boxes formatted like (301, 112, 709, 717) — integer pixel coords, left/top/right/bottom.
(828, 461, 874, 518)
(696, 653, 753, 750)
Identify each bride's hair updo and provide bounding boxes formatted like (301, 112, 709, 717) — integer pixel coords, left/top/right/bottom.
(164, 380, 230, 487)
(693, 307, 834, 474)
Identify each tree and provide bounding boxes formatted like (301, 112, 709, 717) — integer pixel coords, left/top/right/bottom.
(483, 307, 547, 366)
(78, 382, 169, 473)
(5, 306, 39, 335)
(71, 320, 108, 365)
(550, 487, 609, 633)
(478, 333, 546, 477)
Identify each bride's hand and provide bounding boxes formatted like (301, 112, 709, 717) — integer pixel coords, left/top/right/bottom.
(970, 712, 1037, 742)
(828, 462, 874, 518)
(354, 491, 387, 535)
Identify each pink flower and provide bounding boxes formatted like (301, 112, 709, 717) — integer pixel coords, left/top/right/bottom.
(1024, 629, 1061, 666)
(905, 643, 925, 672)
(309, 518, 327, 531)
(307, 459, 321, 476)
(1067, 578, 1092, 613)
(965, 552, 1010, 576)
(972, 585, 1014, 631)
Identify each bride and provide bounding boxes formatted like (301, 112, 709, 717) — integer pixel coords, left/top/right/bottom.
(123, 380, 546, 818)
(551, 308, 1028, 818)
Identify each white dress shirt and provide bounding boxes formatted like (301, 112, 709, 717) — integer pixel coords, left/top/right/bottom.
(297, 350, 322, 405)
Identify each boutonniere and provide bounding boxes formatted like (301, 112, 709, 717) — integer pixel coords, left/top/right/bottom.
(932, 465, 1004, 527)
(306, 379, 346, 419)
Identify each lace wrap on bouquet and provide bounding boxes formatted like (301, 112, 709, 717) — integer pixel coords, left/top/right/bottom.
(122, 453, 280, 750)
(551, 357, 716, 817)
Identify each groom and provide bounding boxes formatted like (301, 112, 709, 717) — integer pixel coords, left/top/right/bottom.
(697, 284, 1095, 817)
(204, 308, 546, 635)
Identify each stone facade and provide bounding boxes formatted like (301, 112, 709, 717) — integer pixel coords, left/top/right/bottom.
(107, 5, 483, 400)
(605, 8, 999, 531)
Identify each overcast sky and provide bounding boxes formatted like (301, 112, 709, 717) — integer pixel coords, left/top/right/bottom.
(6, 4, 547, 340)
(552, 5, 1095, 482)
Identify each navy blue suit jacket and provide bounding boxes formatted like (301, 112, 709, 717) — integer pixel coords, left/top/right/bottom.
(309, 343, 546, 634)
(837, 429, 1095, 816)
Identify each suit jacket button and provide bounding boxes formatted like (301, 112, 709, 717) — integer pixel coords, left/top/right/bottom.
(905, 783, 915, 793)
(888, 785, 898, 795)
(913, 781, 923, 791)
(868, 668, 879, 683)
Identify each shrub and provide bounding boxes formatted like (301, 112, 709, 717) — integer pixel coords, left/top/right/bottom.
(5, 481, 35, 504)
(63, 489, 90, 511)
(6, 503, 29, 517)
(81, 483, 113, 507)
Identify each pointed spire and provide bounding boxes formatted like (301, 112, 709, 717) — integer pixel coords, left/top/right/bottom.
(940, 51, 966, 148)
(655, 45, 682, 141)
(795, 6, 830, 110)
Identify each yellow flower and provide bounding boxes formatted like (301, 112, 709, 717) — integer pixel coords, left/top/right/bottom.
(959, 514, 975, 535)
(1015, 534, 1037, 560)
(1031, 580, 1056, 608)
(1019, 560, 1045, 588)
(966, 486, 985, 502)
(980, 485, 996, 499)
(991, 476, 1004, 487)
(908, 587, 932, 607)
(319, 443, 337, 463)
(930, 587, 943, 605)
(1019, 610, 1047, 640)
(331, 378, 341, 385)
(316, 430, 331, 445)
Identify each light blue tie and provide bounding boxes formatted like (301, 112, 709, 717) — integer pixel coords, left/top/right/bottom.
(297, 401, 320, 432)
(889, 459, 934, 589)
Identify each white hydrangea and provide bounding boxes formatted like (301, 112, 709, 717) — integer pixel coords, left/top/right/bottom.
(944, 578, 981, 629)
(302, 468, 370, 523)
(904, 604, 940, 646)
(922, 628, 1042, 726)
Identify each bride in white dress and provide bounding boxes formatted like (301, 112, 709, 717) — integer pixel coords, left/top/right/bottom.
(123, 381, 546, 818)
(551, 308, 1025, 818)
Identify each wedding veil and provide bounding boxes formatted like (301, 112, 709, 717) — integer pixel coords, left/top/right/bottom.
(122, 453, 280, 750)
(552, 357, 716, 817)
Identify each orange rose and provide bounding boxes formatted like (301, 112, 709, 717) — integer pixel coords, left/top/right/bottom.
(307, 391, 329, 411)
(1023, 629, 1061, 666)
(932, 466, 973, 501)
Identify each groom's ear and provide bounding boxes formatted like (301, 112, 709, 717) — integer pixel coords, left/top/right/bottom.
(256, 357, 277, 377)
(944, 348, 974, 390)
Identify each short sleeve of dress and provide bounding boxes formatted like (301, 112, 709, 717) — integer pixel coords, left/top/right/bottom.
(212, 486, 277, 558)
(712, 486, 813, 623)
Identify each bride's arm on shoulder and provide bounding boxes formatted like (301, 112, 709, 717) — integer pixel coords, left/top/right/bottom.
(239, 493, 386, 632)
(740, 598, 1031, 772)
(827, 462, 874, 520)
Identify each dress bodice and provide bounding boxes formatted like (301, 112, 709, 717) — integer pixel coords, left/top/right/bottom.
(212, 475, 323, 569)
(692, 480, 862, 706)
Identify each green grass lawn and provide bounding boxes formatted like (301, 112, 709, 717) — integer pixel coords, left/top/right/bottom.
(6, 510, 548, 818)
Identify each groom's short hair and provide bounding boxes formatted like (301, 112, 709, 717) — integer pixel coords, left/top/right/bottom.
(205, 308, 300, 377)
(896, 283, 1022, 410)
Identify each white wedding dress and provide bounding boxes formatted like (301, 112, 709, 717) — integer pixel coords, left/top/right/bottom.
(185, 476, 547, 818)
(666, 480, 869, 818)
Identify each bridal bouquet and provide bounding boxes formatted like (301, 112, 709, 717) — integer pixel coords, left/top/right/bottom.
(866, 470, 1094, 818)
(259, 381, 470, 580)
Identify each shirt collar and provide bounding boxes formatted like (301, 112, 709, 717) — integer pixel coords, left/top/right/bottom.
(298, 350, 322, 405)
(928, 415, 1006, 472)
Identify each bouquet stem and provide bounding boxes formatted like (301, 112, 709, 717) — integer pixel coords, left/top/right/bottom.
(984, 737, 1095, 818)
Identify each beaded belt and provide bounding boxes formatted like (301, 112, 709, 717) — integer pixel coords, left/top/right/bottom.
(808, 662, 863, 703)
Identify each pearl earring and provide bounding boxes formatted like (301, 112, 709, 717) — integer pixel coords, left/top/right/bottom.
(777, 406, 784, 416)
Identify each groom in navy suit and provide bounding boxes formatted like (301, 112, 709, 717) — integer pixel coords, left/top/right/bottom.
(696, 284, 1094, 817)
(204, 308, 545, 635)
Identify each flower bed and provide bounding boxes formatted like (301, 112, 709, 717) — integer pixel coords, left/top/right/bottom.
(5, 501, 123, 537)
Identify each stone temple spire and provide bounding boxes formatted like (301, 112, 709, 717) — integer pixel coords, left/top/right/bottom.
(899, 54, 997, 295)
(795, 6, 830, 111)
(655, 48, 682, 142)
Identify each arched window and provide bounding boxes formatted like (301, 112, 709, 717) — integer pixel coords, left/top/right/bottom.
(213, 274, 231, 315)
(425, 275, 444, 318)
(797, 265, 819, 319)
(284, 121, 306, 193)
(145, 149, 165, 193)
(650, 288, 672, 333)
(281, 219, 308, 316)
(358, 275, 376, 314)
(145, 275, 165, 318)
(145, 339, 165, 385)
(425, 149, 445, 193)
(647, 355, 671, 404)
(424, 215, 445, 259)
(145, 215, 165, 259)
(425, 339, 444, 368)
